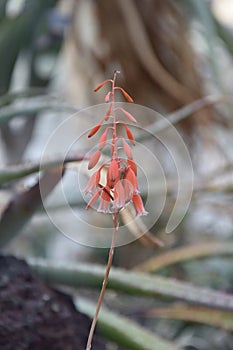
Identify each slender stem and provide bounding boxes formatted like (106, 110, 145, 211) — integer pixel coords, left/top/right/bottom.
(86, 72, 120, 349)
(86, 212, 119, 350)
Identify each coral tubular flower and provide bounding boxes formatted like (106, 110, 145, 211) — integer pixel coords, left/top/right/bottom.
(99, 128, 108, 150)
(105, 103, 112, 121)
(124, 167, 139, 194)
(122, 179, 133, 203)
(98, 188, 111, 213)
(84, 169, 101, 195)
(88, 150, 101, 170)
(86, 188, 102, 210)
(107, 159, 120, 188)
(113, 180, 126, 209)
(88, 121, 102, 138)
(122, 139, 133, 159)
(115, 87, 134, 102)
(117, 107, 137, 123)
(124, 124, 135, 145)
(127, 159, 137, 176)
(94, 79, 111, 92)
(132, 193, 149, 216)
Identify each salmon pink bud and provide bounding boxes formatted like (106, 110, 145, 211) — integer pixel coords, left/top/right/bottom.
(98, 188, 111, 213)
(132, 193, 148, 216)
(94, 79, 111, 92)
(88, 150, 101, 170)
(88, 122, 102, 138)
(115, 87, 134, 102)
(122, 139, 133, 159)
(99, 129, 108, 150)
(117, 108, 137, 123)
(127, 159, 137, 176)
(105, 103, 112, 121)
(124, 125, 135, 145)
(105, 91, 111, 103)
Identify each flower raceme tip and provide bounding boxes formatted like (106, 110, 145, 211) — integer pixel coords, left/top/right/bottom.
(85, 73, 148, 217)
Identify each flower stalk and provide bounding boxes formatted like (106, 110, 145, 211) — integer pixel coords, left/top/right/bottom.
(85, 71, 148, 349)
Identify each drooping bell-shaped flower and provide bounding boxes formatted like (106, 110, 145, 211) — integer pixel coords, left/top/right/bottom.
(122, 139, 133, 159)
(113, 180, 126, 209)
(86, 188, 102, 210)
(132, 193, 148, 216)
(107, 159, 120, 188)
(84, 169, 101, 195)
(127, 159, 137, 176)
(124, 167, 139, 194)
(98, 188, 111, 213)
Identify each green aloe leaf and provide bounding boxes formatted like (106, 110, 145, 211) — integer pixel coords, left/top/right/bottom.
(216, 20, 233, 57)
(0, 0, 56, 95)
(0, 101, 76, 127)
(187, 0, 223, 91)
(0, 168, 64, 247)
(0, 17, 25, 94)
(138, 95, 224, 141)
(76, 298, 178, 350)
(0, 154, 83, 185)
(135, 241, 233, 272)
(0, 0, 7, 22)
(0, 89, 46, 107)
(146, 303, 233, 331)
(28, 259, 233, 311)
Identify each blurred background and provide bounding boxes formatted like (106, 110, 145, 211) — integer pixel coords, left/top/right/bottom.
(1, 0, 233, 349)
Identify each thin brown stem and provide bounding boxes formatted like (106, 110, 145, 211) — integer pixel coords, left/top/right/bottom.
(86, 212, 119, 350)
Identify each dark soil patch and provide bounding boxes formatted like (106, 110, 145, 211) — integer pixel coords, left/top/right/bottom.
(0, 255, 106, 350)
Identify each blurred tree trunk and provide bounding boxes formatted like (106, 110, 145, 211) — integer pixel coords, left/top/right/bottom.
(67, 0, 213, 139)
